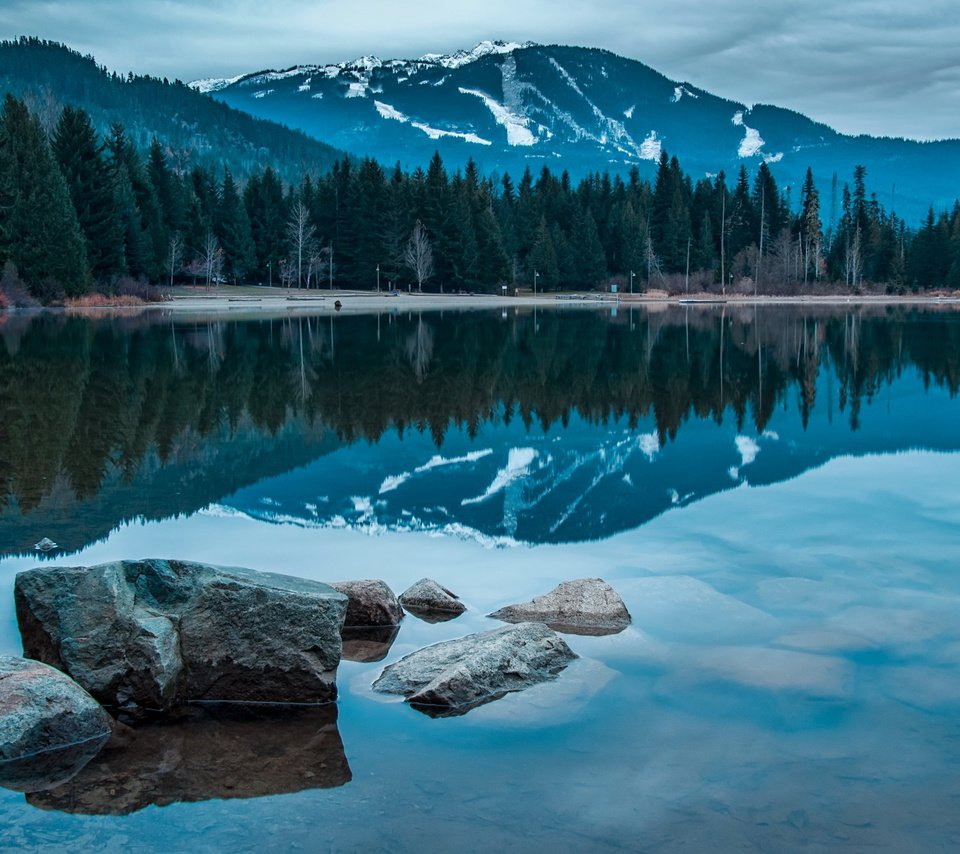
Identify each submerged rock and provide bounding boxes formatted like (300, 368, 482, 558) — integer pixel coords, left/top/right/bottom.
(372, 622, 577, 717)
(399, 578, 466, 622)
(26, 703, 351, 814)
(329, 579, 404, 628)
(488, 578, 631, 635)
(0, 656, 112, 793)
(15, 559, 348, 711)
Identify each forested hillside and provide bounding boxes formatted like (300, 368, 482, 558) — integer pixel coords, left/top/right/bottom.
(0, 38, 344, 183)
(0, 93, 958, 302)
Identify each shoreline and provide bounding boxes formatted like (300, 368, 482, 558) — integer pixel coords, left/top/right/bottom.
(134, 286, 960, 315)
(5, 285, 960, 317)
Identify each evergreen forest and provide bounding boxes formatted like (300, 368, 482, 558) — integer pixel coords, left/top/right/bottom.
(1, 92, 959, 304)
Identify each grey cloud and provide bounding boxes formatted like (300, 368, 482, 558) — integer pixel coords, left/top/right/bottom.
(1, 0, 958, 139)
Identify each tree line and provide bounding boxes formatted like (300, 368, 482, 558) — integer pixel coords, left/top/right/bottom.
(1, 95, 959, 303)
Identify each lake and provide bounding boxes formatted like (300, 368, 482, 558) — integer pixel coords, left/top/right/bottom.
(1, 304, 959, 852)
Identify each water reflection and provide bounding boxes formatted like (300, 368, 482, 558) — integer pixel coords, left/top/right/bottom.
(23, 703, 350, 815)
(340, 625, 401, 662)
(2, 306, 959, 555)
(0, 735, 110, 795)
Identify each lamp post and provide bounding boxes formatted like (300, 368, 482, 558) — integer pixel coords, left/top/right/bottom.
(268, 261, 272, 288)
(630, 270, 635, 295)
(533, 269, 540, 296)
(376, 263, 380, 292)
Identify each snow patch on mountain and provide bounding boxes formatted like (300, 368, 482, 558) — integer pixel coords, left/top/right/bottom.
(459, 86, 536, 146)
(245, 67, 317, 87)
(549, 57, 586, 98)
(672, 85, 699, 102)
(191, 74, 245, 94)
(640, 131, 662, 160)
(374, 101, 408, 122)
(542, 56, 651, 158)
(421, 40, 535, 69)
(298, 78, 312, 92)
(252, 89, 273, 99)
(344, 80, 369, 98)
(411, 121, 491, 146)
(733, 110, 766, 158)
(624, 104, 635, 119)
(376, 99, 489, 144)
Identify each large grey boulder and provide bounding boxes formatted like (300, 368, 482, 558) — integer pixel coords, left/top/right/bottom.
(372, 622, 577, 717)
(15, 559, 348, 711)
(328, 579, 404, 627)
(0, 656, 112, 792)
(399, 578, 466, 623)
(488, 578, 631, 635)
(27, 704, 351, 815)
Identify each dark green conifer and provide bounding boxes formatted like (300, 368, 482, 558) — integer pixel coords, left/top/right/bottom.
(0, 95, 89, 297)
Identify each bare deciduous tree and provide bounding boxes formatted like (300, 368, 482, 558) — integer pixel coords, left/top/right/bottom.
(306, 244, 325, 290)
(199, 231, 223, 287)
(166, 232, 183, 288)
(404, 220, 434, 292)
(287, 201, 316, 289)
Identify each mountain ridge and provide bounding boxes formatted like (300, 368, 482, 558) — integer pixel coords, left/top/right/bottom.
(0, 37, 347, 183)
(193, 41, 960, 221)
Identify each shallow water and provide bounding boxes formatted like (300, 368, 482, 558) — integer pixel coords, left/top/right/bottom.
(1, 306, 959, 852)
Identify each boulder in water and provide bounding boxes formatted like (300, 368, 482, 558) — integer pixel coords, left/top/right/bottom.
(372, 622, 576, 717)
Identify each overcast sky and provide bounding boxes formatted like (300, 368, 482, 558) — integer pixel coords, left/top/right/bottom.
(2, 0, 958, 140)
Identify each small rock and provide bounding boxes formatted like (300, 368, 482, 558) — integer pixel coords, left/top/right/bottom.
(328, 580, 403, 628)
(372, 622, 576, 717)
(34, 538, 58, 552)
(488, 578, 631, 635)
(0, 656, 112, 793)
(399, 578, 466, 622)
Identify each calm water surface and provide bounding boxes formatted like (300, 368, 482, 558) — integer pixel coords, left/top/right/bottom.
(1, 306, 959, 852)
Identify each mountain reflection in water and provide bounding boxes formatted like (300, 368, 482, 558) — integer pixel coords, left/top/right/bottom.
(2, 305, 958, 555)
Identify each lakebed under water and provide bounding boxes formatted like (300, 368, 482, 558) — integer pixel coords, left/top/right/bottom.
(1, 305, 959, 852)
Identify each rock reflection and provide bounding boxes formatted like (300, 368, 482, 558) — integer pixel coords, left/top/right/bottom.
(541, 622, 629, 637)
(340, 625, 401, 662)
(26, 703, 351, 815)
(0, 735, 110, 794)
(401, 606, 465, 625)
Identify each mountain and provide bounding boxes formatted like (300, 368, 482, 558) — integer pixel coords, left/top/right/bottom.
(195, 41, 960, 221)
(0, 38, 346, 183)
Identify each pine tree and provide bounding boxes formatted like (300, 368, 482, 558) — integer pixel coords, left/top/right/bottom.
(799, 168, 822, 282)
(573, 207, 607, 287)
(147, 138, 185, 235)
(216, 169, 255, 284)
(728, 165, 756, 258)
(529, 217, 559, 289)
(52, 105, 125, 282)
(244, 166, 287, 283)
(0, 95, 89, 297)
(106, 123, 164, 279)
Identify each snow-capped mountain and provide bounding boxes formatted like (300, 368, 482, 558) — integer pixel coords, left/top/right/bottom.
(194, 41, 960, 219)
